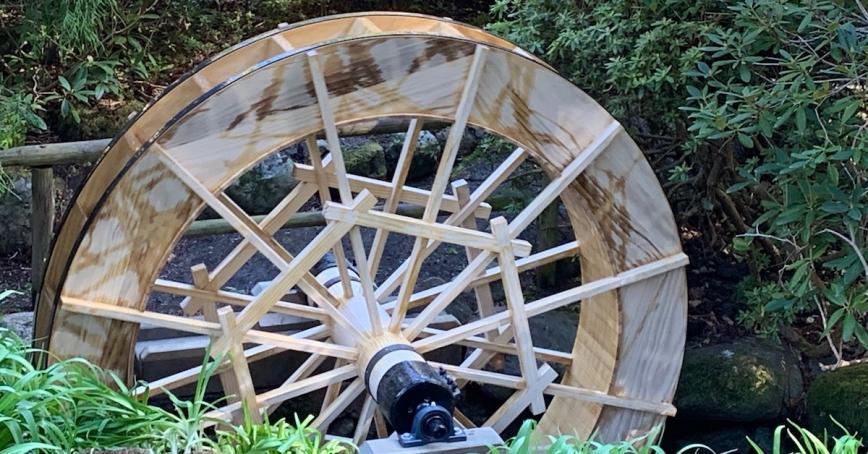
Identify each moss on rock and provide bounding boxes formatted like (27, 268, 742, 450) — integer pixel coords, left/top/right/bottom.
(674, 338, 803, 422)
(345, 142, 387, 180)
(806, 362, 868, 437)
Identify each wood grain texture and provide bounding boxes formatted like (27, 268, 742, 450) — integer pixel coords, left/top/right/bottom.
(40, 17, 686, 441)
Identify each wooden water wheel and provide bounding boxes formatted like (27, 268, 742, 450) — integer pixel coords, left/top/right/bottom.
(33, 12, 688, 444)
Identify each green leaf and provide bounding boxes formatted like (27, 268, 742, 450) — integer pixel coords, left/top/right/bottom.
(58, 76, 71, 92)
(797, 12, 813, 32)
(686, 85, 702, 98)
(855, 323, 868, 348)
(737, 132, 754, 148)
(841, 103, 859, 122)
(739, 64, 751, 82)
(796, 108, 807, 133)
(842, 314, 857, 341)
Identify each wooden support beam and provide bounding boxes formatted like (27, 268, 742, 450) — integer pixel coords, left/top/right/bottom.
(313, 378, 365, 431)
(31, 166, 55, 302)
(61, 296, 356, 360)
(267, 352, 329, 415)
(217, 307, 261, 423)
(322, 202, 532, 257)
(417, 327, 571, 365)
(491, 217, 544, 414)
(413, 253, 689, 353)
(354, 395, 378, 445)
(192, 264, 242, 403)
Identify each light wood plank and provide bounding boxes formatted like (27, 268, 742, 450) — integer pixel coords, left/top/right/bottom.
(206, 364, 357, 423)
(61, 296, 356, 359)
(433, 363, 675, 416)
(217, 307, 262, 423)
(491, 217, 544, 414)
(354, 395, 378, 444)
(181, 180, 318, 314)
(313, 378, 365, 430)
(389, 45, 489, 332)
(267, 352, 329, 415)
(453, 180, 499, 343)
(308, 49, 383, 335)
(214, 192, 379, 353)
(193, 264, 242, 403)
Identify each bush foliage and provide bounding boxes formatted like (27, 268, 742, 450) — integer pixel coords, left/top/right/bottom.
(489, 0, 867, 364)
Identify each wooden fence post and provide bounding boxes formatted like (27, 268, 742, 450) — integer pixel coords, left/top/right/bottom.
(31, 166, 55, 304)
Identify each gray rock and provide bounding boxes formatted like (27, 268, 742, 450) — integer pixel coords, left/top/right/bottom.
(0, 175, 31, 254)
(674, 337, 803, 422)
(0, 311, 33, 344)
(223, 153, 297, 215)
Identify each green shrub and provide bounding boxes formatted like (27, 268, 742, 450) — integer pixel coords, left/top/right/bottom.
(683, 0, 867, 364)
(488, 0, 867, 364)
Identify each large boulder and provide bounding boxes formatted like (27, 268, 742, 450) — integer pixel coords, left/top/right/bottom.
(806, 362, 868, 437)
(383, 131, 440, 182)
(674, 338, 803, 422)
(345, 142, 387, 180)
(222, 151, 297, 216)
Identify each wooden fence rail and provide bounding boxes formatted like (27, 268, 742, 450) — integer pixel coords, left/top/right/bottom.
(0, 118, 438, 303)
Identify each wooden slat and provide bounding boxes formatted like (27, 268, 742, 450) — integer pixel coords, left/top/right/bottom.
(217, 307, 261, 423)
(417, 327, 571, 364)
(367, 119, 423, 275)
(491, 217, 544, 414)
(267, 352, 329, 415)
(193, 264, 242, 403)
(413, 253, 689, 353)
(322, 202, 532, 257)
(293, 164, 492, 219)
(354, 395, 377, 444)
(61, 296, 356, 359)
(308, 49, 383, 335)
(382, 240, 580, 313)
(389, 44, 489, 333)
(401, 123, 621, 338)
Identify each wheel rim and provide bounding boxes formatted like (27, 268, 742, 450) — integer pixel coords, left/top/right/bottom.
(37, 16, 687, 443)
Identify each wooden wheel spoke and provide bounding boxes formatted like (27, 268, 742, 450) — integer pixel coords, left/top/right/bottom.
(418, 327, 571, 365)
(267, 352, 329, 415)
(154, 279, 327, 321)
(367, 119, 424, 276)
(388, 44, 489, 333)
(353, 395, 378, 445)
(313, 378, 365, 431)
(413, 252, 689, 352)
(433, 363, 676, 416)
(375, 146, 528, 301)
(180, 181, 319, 315)
(308, 49, 382, 334)
(216, 307, 261, 423)
(61, 296, 356, 359)
(205, 364, 358, 424)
